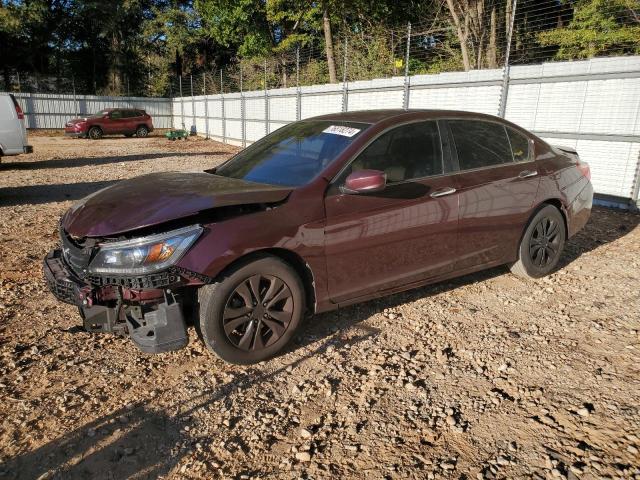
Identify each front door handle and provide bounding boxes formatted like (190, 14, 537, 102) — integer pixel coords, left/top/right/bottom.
(518, 170, 538, 179)
(430, 187, 457, 198)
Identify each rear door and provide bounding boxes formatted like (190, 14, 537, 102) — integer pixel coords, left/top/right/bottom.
(445, 119, 540, 270)
(105, 109, 127, 134)
(124, 109, 141, 133)
(324, 120, 459, 303)
(0, 95, 26, 154)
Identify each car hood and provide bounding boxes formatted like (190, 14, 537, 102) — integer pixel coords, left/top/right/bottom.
(62, 172, 292, 238)
(66, 118, 89, 125)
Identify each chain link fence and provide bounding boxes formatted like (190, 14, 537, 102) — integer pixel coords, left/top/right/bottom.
(3, 0, 639, 98)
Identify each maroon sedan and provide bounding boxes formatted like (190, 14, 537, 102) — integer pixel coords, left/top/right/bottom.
(65, 108, 154, 139)
(45, 110, 592, 364)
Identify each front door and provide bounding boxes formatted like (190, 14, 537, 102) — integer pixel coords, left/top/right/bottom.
(105, 109, 127, 134)
(445, 119, 540, 270)
(324, 120, 459, 303)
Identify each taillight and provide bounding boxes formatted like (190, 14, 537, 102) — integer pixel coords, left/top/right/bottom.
(577, 161, 590, 181)
(14, 102, 24, 120)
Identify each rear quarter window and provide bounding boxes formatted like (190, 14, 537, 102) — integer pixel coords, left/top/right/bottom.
(507, 128, 531, 162)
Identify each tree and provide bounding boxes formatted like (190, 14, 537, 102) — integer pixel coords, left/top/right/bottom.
(444, 0, 509, 70)
(538, 0, 640, 59)
(321, 0, 337, 83)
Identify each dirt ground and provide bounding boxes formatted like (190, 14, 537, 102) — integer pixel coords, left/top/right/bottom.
(0, 134, 639, 480)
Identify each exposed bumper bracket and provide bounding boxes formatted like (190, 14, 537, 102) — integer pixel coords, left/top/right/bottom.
(125, 302, 188, 354)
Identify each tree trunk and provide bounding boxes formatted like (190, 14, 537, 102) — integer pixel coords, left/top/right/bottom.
(445, 0, 472, 71)
(488, 3, 497, 68)
(322, 0, 337, 83)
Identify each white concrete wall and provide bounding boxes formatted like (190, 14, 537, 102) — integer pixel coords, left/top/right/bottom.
(10, 93, 173, 129)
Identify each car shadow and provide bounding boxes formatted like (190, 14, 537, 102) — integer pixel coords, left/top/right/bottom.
(0, 151, 229, 171)
(558, 205, 640, 268)
(0, 326, 378, 480)
(0, 181, 120, 207)
(286, 206, 639, 358)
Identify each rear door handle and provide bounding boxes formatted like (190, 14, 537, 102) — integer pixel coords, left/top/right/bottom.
(518, 170, 538, 179)
(430, 187, 457, 198)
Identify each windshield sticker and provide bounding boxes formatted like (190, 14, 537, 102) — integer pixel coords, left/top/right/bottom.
(322, 125, 361, 137)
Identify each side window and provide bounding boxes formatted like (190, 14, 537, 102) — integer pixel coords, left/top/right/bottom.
(449, 120, 512, 170)
(507, 128, 530, 162)
(110, 110, 123, 120)
(347, 121, 443, 183)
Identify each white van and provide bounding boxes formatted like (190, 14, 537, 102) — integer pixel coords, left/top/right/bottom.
(0, 93, 33, 159)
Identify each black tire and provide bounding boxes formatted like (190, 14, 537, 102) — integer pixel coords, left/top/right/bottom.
(136, 125, 149, 138)
(198, 255, 305, 364)
(510, 204, 566, 279)
(88, 126, 103, 140)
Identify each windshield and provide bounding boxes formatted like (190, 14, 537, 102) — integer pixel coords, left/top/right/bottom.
(215, 120, 369, 187)
(90, 110, 110, 118)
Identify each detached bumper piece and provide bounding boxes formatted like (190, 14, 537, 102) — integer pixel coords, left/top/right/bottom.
(43, 250, 88, 306)
(82, 301, 188, 354)
(125, 302, 188, 353)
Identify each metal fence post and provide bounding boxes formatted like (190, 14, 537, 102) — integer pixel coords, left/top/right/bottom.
(169, 82, 174, 130)
(221, 69, 226, 144)
(264, 60, 270, 136)
(72, 75, 77, 117)
(498, 0, 517, 118)
(296, 46, 301, 121)
(203, 72, 209, 139)
(342, 38, 348, 112)
(241, 64, 246, 147)
(190, 74, 195, 133)
(403, 22, 412, 110)
(179, 76, 185, 129)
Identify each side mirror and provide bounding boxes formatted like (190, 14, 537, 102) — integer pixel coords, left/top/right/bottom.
(341, 169, 387, 194)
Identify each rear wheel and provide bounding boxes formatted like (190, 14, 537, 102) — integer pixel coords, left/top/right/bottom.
(198, 256, 305, 364)
(136, 125, 149, 138)
(510, 205, 566, 279)
(88, 126, 103, 140)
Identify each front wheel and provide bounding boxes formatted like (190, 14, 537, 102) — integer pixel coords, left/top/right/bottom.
(136, 125, 149, 138)
(198, 256, 305, 364)
(88, 126, 103, 140)
(510, 204, 566, 279)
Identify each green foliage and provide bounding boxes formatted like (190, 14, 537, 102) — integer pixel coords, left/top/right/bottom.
(538, 0, 640, 59)
(2, 0, 639, 95)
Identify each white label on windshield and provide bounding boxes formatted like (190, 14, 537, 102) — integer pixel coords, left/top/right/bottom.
(322, 125, 361, 137)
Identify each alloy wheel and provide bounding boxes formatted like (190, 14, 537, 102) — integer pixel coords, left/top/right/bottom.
(528, 216, 561, 268)
(223, 274, 294, 351)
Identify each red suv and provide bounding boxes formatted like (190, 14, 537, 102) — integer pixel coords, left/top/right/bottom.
(65, 108, 154, 140)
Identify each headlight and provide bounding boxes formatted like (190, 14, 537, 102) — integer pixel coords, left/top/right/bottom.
(88, 225, 203, 275)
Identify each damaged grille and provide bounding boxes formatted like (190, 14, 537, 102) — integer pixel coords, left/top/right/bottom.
(86, 271, 179, 289)
(60, 226, 93, 276)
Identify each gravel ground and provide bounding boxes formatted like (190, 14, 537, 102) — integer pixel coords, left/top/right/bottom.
(0, 135, 639, 480)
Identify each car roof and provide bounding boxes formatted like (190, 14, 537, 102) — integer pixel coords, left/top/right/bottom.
(307, 109, 507, 125)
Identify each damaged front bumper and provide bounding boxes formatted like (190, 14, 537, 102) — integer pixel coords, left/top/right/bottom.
(43, 249, 189, 353)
